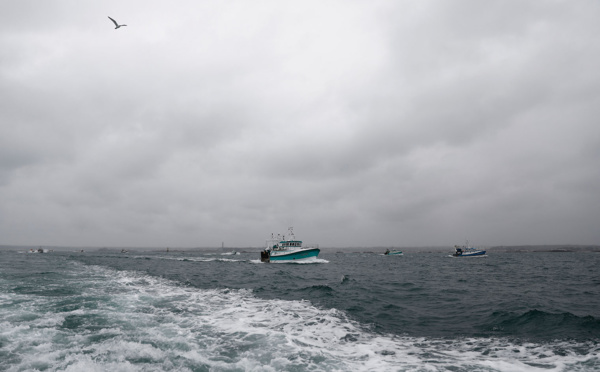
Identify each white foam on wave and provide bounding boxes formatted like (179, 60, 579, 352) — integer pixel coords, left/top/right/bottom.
(250, 257, 330, 264)
(129, 254, 247, 263)
(220, 251, 240, 256)
(174, 256, 244, 263)
(1, 263, 598, 371)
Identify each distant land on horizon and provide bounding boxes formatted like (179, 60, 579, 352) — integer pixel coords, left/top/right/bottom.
(2, 244, 599, 253)
(321, 245, 600, 253)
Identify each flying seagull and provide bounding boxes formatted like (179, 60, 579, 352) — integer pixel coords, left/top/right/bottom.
(108, 16, 127, 29)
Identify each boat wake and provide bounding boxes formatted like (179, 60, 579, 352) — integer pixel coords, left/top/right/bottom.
(449, 254, 488, 258)
(1, 262, 598, 371)
(220, 251, 240, 256)
(254, 257, 329, 264)
(125, 255, 248, 263)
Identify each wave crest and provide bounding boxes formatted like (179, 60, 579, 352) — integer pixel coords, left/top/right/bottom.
(485, 310, 600, 340)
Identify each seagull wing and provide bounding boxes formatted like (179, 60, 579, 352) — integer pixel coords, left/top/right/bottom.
(108, 16, 119, 27)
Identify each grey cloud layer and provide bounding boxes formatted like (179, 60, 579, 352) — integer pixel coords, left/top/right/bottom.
(1, 1, 599, 247)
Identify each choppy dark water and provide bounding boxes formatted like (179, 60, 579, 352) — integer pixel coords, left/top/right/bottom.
(1, 249, 599, 371)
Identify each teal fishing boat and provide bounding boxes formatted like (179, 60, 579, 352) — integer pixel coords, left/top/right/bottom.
(384, 249, 403, 255)
(260, 227, 320, 263)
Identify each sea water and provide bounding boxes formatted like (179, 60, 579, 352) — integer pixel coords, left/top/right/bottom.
(1, 249, 598, 371)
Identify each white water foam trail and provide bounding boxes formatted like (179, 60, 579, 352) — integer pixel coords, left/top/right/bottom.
(129, 254, 247, 263)
(1, 263, 598, 371)
(249, 257, 330, 264)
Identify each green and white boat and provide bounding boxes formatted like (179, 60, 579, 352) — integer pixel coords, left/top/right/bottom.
(384, 249, 403, 255)
(260, 227, 320, 263)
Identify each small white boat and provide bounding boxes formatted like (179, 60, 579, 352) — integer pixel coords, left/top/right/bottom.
(260, 227, 320, 263)
(222, 251, 240, 256)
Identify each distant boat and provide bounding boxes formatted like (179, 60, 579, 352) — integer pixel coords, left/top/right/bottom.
(453, 241, 486, 257)
(260, 227, 320, 263)
(220, 241, 239, 255)
(384, 249, 403, 255)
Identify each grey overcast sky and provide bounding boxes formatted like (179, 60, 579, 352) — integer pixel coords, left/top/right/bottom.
(1, 1, 599, 248)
